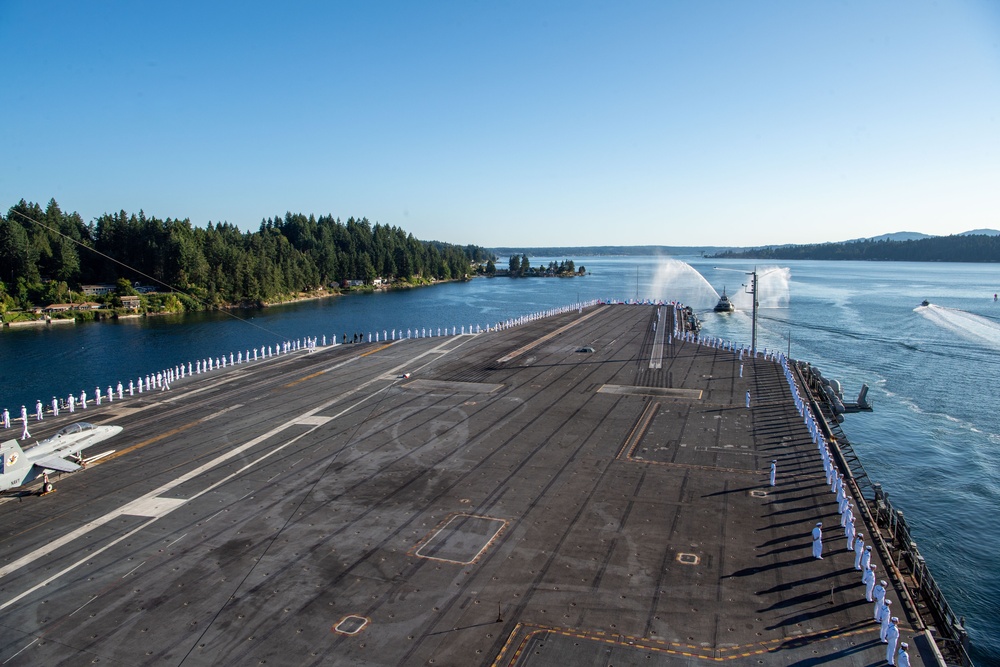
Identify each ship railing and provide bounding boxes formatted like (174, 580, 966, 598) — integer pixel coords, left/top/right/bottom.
(870, 483, 972, 666)
(794, 362, 974, 667)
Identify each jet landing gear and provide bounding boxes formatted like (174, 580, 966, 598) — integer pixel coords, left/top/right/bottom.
(39, 473, 55, 496)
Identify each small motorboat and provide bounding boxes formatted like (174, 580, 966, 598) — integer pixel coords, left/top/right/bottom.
(714, 288, 736, 313)
(920, 299, 930, 307)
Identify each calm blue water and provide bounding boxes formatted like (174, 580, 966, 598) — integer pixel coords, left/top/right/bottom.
(2, 257, 998, 663)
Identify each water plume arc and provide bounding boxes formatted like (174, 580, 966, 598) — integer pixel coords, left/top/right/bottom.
(649, 258, 719, 309)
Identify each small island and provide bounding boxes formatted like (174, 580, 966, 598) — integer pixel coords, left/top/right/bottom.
(495, 254, 586, 277)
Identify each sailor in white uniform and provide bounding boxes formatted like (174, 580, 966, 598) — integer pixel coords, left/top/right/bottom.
(860, 545, 872, 574)
(35, 399, 43, 421)
(896, 642, 911, 667)
(2, 408, 8, 429)
(20, 406, 30, 440)
(811, 522, 823, 559)
(885, 617, 900, 663)
(873, 580, 887, 620)
(879, 599, 893, 641)
(853, 534, 865, 570)
(863, 563, 877, 601)
(51, 397, 59, 417)
(769, 460, 776, 487)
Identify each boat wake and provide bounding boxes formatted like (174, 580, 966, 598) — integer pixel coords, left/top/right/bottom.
(915, 303, 1000, 349)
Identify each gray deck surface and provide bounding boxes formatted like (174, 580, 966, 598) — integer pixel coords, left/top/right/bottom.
(0, 305, 935, 666)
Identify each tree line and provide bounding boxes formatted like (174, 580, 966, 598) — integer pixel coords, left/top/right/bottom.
(506, 254, 584, 276)
(712, 235, 1000, 262)
(0, 199, 494, 313)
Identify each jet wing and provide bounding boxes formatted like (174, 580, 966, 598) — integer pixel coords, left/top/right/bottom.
(34, 456, 82, 473)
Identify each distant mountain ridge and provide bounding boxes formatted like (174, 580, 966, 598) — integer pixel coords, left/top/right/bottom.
(847, 229, 999, 243)
(853, 231, 933, 242)
(491, 230, 1000, 263)
(712, 230, 1000, 263)
(489, 245, 728, 257)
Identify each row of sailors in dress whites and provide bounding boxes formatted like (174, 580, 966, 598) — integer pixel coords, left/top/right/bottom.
(795, 359, 911, 666)
(673, 328, 786, 365)
(2, 323, 520, 438)
(1, 306, 624, 438)
(0, 322, 526, 438)
(5, 306, 617, 430)
(2, 338, 321, 441)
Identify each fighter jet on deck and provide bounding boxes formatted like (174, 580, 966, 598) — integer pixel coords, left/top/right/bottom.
(1, 422, 122, 494)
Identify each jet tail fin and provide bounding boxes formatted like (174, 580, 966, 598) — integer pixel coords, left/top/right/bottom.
(1, 439, 29, 474)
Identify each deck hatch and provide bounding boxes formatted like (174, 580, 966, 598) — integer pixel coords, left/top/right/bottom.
(414, 514, 507, 564)
(676, 553, 700, 565)
(332, 615, 369, 635)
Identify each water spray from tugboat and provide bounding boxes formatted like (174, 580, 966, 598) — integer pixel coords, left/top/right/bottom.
(647, 258, 791, 313)
(648, 259, 721, 309)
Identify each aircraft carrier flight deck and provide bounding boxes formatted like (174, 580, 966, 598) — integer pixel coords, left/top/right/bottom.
(0, 304, 944, 666)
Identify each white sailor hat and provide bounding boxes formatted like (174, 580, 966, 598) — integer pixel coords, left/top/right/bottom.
(900, 642, 908, 649)
(880, 580, 887, 585)
(891, 616, 899, 622)
(816, 522, 823, 526)
(857, 533, 863, 539)
(866, 545, 872, 550)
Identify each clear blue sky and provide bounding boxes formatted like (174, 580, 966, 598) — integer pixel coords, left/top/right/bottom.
(3, 1, 999, 247)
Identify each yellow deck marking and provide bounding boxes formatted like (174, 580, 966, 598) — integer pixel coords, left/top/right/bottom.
(94, 419, 201, 465)
(280, 343, 394, 389)
(491, 622, 880, 665)
(360, 342, 394, 357)
(282, 369, 326, 388)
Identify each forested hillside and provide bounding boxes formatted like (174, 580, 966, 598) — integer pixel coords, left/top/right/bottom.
(0, 199, 492, 313)
(712, 235, 1000, 262)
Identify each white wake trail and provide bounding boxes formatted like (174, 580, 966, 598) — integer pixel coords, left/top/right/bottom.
(915, 304, 1000, 349)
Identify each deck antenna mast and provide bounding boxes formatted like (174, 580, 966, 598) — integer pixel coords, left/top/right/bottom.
(715, 265, 781, 355)
(747, 267, 759, 353)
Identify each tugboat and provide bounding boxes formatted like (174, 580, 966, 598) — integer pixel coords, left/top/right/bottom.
(714, 287, 736, 313)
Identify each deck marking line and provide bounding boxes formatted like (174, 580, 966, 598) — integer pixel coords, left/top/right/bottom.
(0, 516, 160, 611)
(2, 638, 39, 664)
(649, 306, 666, 369)
(497, 306, 604, 363)
(0, 337, 467, 607)
(68, 595, 98, 617)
